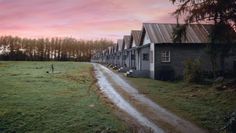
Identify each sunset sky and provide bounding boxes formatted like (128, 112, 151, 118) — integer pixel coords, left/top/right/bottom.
(0, 0, 176, 41)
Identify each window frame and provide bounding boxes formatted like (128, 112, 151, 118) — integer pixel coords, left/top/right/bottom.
(131, 54, 135, 60)
(160, 51, 171, 63)
(143, 53, 149, 61)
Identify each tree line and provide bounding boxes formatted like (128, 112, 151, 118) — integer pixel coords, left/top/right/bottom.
(0, 36, 113, 61)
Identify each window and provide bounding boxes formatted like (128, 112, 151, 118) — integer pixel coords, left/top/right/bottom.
(131, 54, 135, 60)
(161, 51, 171, 62)
(143, 53, 149, 61)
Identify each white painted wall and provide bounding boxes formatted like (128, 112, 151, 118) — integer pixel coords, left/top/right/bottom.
(150, 43, 155, 79)
(135, 49, 140, 70)
(132, 40, 136, 48)
(143, 32, 151, 45)
(124, 44, 127, 50)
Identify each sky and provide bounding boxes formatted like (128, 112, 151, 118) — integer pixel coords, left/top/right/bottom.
(0, 0, 177, 41)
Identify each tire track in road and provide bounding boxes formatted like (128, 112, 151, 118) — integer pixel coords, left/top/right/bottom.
(93, 63, 207, 133)
(94, 63, 164, 133)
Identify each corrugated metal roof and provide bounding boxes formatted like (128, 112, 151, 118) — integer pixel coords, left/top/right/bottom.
(131, 30, 142, 46)
(142, 23, 212, 44)
(117, 39, 123, 51)
(123, 35, 131, 49)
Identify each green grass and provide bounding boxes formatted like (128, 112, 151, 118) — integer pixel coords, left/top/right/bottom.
(127, 77, 236, 132)
(0, 61, 128, 133)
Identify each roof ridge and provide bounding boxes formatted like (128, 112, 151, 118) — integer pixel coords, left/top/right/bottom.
(143, 22, 213, 26)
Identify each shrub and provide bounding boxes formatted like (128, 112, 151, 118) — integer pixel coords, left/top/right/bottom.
(222, 111, 236, 133)
(184, 59, 202, 83)
(156, 65, 175, 81)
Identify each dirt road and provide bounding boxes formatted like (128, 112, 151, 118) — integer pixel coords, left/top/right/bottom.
(93, 63, 207, 133)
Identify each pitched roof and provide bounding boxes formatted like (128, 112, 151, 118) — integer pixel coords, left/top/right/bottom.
(114, 43, 118, 52)
(123, 35, 131, 49)
(108, 46, 112, 54)
(104, 49, 109, 55)
(142, 23, 212, 44)
(111, 45, 115, 53)
(117, 39, 123, 51)
(131, 30, 142, 46)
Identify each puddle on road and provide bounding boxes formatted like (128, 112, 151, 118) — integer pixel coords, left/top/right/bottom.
(93, 63, 207, 133)
(93, 64, 164, 133)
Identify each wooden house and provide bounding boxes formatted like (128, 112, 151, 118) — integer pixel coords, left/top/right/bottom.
(139, 23, 236, 79)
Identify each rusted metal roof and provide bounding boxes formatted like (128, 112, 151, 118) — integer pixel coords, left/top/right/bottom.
(142, 23, 212, 44)
(123, 35, 131, 49)
(131, 30, 142, 46)
(117, 39, 123, 51)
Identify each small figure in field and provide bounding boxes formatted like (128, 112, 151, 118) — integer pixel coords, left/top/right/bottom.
(51, 64, 54, 73)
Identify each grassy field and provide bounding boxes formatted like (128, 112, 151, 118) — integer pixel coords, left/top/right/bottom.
(127, 77, 236, 132)
(0, 61, 128, 133)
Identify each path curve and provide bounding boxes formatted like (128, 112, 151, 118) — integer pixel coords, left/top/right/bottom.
(93, 63, 207, 133)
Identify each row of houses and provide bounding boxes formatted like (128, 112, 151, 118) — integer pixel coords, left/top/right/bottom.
(91, 23, 236, 80)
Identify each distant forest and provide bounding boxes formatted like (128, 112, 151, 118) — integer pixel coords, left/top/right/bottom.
(0, 36, 113, 61)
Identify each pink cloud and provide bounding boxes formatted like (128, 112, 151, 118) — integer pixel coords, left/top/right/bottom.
(0, 0, 176, 41)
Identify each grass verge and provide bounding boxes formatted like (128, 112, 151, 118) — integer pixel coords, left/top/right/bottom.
(127, 77, 236, 132)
